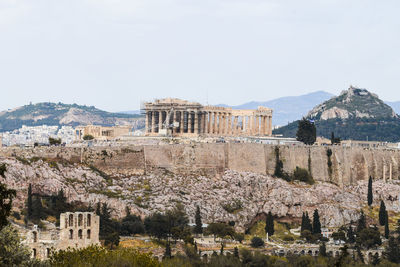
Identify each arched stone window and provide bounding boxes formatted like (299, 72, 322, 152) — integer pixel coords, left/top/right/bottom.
(65, 217, 68, 228)
(46, 248, 51, 258)
(87, 214, 91, 227)
(33, 248, 37, 258)
(33, 231, 37, 243)
(69, 229, 73, 239)
(69, 214, 74, 227)
(78, 229, 83, 239)
(87, 229, 91, 239)
(78, 214, 83, 226)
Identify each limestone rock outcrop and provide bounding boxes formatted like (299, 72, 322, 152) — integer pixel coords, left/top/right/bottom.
(2, 156, 400, 230)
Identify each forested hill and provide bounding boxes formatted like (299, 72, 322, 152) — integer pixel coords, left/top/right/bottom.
(0, 102, 144, 132)
(273, 87, 400, 142)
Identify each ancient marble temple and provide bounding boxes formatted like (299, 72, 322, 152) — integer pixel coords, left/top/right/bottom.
(144, 98, 273, 136)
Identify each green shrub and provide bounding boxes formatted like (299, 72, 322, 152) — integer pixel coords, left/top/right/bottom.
(12, 211, 21, 220)
(282, 235, 294, 242)
(15, 156, 30, 165)
(292, 167, 314, 185)
(221, 199, 243, 213)
(49, 137, 62, 146)
(250, 236, 265, 248)
(49, 246, 159, 267)
(0, 163, 6, 178)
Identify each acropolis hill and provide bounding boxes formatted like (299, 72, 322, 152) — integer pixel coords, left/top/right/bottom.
(1, 142, 400, 230)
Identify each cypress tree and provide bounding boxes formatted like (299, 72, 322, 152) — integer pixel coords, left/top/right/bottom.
(300, 212, 306, 233)
(356, 210, 366, 233)
(385, 211, 390, 239)
(164, 242, 171, 259)
(27, 184, 33, 220)
(396, 220, 400, 243)
(357, 246, 364, 264)
(368, 176, 373, 206)
(379, 200, 387, 226)
(32, 196, 44, 221)
(194, 206, 203, 234)
(305, 212, 313, 232)
(265, 211, 274, 236)
(319, 242, 327, 257)
(234, 247, 239, 258)
(385, 237, 400, 263)
(95, 202, 101, 216)
(347, 224, 355, 243)
(312, 209, 321, 235)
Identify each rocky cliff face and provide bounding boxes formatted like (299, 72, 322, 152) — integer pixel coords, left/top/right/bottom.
(1, 145, 400, 230)
(307, 86, 398, 120)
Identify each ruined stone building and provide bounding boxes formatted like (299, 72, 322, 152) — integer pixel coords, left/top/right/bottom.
(75, 125, 132, 140)
(23, 212, 100, 260)
(143, 98, 273, 136)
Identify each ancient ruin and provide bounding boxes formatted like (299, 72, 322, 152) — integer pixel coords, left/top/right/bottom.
(75, 125, 132, 140)
(23, 212, 100, 260)
(143, 98, 273, 136)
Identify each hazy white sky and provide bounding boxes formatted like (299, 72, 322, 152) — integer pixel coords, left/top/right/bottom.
(1, 0, 399, 111)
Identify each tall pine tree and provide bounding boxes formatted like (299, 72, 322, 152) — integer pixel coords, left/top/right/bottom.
(32, 196, 44, 222)
(356, 210, 366, 233)
(385, 211, 390, 239)
(367, 176, 373, 206)
(301, 211, 313, 235)
(347, 224, 355, 243)
(265, 211, 274, 236)
(296, 118, 316, 145)
(379, 200, 387, 226)
(312, 209, 321, 235)
(164, 242, 171, 259)
(319, 242, 327, 257)
(194, 206, 203, 234)
(27, 184, 33, 220)
(300, 212, 306, 233)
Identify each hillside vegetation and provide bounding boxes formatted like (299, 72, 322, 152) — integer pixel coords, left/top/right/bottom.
(274, 86, 400, 142)
(0, 102, 143, 132)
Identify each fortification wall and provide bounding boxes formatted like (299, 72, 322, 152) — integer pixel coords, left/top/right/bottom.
(1, 143, 399, 186)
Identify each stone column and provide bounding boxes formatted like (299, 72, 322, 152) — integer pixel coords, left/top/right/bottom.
(165, 111, 170, 130)
(194, 112, 199, 134)
(218, 113, 223, 134)
(260, 116, 265, 135)
(233, 116, 238, 135)
(255, 115, 259, 135)
(180, 111, 184, 134)
(390, 163, 393, 180)
(204, 113, 208, 134)
(151, 111, 156, 133)
(145, 111, 149, 133)
(249, 116, 254, 135)
(158, 111, 163, 133)
(268, 116, 272, 136)
(383, 164, 386, 182)
(188, 111, 193, 134)
(221, 113, 225, 135)
(227, 115, 232, 135)
(265, 116, 269, 136)
(214, 112, 218, 135)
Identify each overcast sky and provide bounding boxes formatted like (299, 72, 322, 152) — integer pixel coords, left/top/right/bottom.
(1, 0, 399, 112)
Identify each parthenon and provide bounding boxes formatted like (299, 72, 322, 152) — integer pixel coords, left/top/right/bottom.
(143, 98, 273, 136)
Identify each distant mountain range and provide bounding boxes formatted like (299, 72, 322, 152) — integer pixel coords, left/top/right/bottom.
(0, 102, 144, 132)
(274, 86, 400, 142)
(218, 91, 335, 126)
